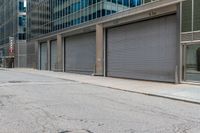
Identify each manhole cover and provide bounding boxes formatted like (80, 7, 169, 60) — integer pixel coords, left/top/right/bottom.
(8, 81, 28, 83)
(59, 129, 93, 133)
(59, 131, 71, 133)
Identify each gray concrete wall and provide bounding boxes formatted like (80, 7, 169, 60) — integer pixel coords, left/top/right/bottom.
(15, 41, 27, 68)
(26, 40, 37, 69)
(95, 24, 104, 76)
(56, 35, 64, 72)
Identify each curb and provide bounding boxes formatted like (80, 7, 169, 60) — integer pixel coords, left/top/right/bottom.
(61, 79, 200, 105)
(28, 71, 200, 105)
(8, 68, 200, 105)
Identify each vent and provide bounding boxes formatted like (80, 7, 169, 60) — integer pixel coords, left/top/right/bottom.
(181, 32, 193, 42)
(193, 31, 200, 41)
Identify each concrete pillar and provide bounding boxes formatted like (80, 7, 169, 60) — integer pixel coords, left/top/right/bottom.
(35, 41, 39, 69)
(47, 40, 51, 70)
(56, 34, 64, 72)
(95, 24, 104, 76)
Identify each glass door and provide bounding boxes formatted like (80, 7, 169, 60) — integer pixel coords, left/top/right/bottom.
(183, 44, 200, 82)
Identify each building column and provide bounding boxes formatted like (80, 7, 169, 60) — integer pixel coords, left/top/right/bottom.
(35, 41, 40, 69)
(56, 34, 64, 72)
(47, 40, 51, 70)
(95, 24, 104, 76)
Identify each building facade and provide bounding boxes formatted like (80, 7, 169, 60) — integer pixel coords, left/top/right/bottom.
(0, 0, 27, 67)
(26, 0, 200, 84)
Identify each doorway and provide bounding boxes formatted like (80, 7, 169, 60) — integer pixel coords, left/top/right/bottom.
(183, 44, 200, 82)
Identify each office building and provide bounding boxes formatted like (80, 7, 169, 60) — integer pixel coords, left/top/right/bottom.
(0, 0, 27, 67)
(26, 0, 200, 83)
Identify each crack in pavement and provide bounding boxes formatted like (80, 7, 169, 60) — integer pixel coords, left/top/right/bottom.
(0, 100, 4, 107)
(26, 105, 58, 132)
(0, 95, 16, 109)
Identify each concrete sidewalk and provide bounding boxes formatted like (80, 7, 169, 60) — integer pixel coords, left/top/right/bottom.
(9, 68, 200, 104)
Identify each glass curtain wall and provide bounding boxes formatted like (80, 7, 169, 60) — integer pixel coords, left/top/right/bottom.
(0, 0, 17, 46)
(18, 0, 27, 40)
(27, 0, 157, 40)
(0, 0, 26, 56)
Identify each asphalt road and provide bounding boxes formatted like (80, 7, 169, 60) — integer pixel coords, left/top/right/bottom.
(0, 69, 200, 133)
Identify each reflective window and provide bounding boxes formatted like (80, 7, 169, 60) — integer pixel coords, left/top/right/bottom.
(19, 1, 26, 12)
(0, 0, 26, 52)
(182, 0, 192, 32)
(27, 0, 156, 40)
(194, 0, 200, 31)
(185, 44, 200, 81)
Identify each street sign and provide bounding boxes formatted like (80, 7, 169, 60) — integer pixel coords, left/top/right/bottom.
(9, 37, 15, 56)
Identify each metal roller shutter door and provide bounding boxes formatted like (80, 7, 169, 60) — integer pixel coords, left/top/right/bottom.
(107, 15, 177, 82)
(40, 43, 48, 70)
(50, 40, 57, 71)
(65, 32, 96, 75)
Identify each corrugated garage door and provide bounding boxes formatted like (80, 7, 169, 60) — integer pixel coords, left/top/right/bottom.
(107, 15, 177, 82)
(40, 42, 48, 70)
(50, 40, 57, 71)
(65, 32, 96, 75)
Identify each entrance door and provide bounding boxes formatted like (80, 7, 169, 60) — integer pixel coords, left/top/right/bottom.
(184, 44, 200, 81)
